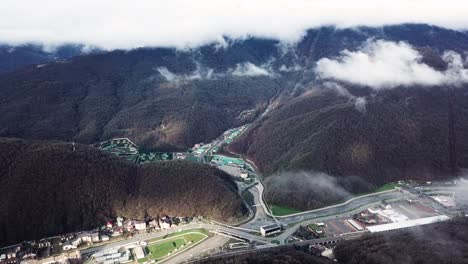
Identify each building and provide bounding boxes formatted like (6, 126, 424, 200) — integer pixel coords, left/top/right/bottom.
(240, 172, 249, 179)
(260, 224, 281, 237)
(116, 217, 124, 227)
(79, 232, 99, 243)
(62, 241, 74, 251)
(366, 215, 450, 233)
(134, 221, 147, 231)
(347, 219, 364, 231)
(133, 246, 145, 260)
(159, 217, 172, 230)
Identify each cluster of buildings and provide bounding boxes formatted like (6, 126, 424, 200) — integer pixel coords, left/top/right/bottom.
(352, 199, 450, 233)
(92, 248, 131, 264)
(0, 242, 81, 264)
(0, 216, 193, 264)
(291, 198, 453, 244)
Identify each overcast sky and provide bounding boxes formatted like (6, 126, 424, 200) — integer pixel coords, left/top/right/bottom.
(1, 0, 468, 50)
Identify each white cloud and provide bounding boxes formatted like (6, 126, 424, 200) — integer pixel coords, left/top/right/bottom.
(315, 40, 468, 89)
(1, 0, 468, 50)
(156, 64, 214, 85)
(230, 62, 273, 77)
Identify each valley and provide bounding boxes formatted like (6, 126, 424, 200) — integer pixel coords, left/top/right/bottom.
(1, 18, 468, 264)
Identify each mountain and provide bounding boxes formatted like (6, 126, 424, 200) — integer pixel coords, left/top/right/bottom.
(0, 138, 245, 246)
(0, 44, 93, 74)
(0, 40, 282, 151)
(1, 24, 468, 210)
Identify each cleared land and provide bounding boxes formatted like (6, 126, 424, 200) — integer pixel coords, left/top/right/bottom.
(270, 204, 301, 216)
(146, 231, 207, 261)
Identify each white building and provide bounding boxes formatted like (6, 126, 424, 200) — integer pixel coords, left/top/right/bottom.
(133, 246, 146, 260)
(366, 215, 450, 233)
(134, 221, 147, 231)
(260, 224, 281, 237)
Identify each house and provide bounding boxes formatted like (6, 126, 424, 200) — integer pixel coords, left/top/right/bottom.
(62, 241, 74, 251)
(149, 219, 159, 229)
(63, 237, 82, 250)
(80, 232, 100, 243)
(116, 217, 124, 227)
(134, 221, 147, 231)
(159, 217, 172, 230)
(124, 220, 134, 231)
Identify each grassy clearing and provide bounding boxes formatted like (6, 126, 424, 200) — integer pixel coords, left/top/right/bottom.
(373, 182, 398, 192)
(146, 232, 206, 260)
(147, 229, 209, 243)
(270, 204, 301, 216)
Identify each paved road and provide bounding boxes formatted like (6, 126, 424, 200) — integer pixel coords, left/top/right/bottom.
(278, 190, 407, 225)
(164, 235, 229, 264)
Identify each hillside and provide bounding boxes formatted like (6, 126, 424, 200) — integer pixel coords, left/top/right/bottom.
(334, 217, 468, 264)
(0, 138, 246, 246)
(196, 246, 333, 264)
(2, 24, 468, 211)
(230, 85, 468, 210)
(0, 44, 90, 74)
(0, 40, 282, 151)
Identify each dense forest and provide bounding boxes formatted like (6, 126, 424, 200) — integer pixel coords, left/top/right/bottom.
(197, 246, 333, 264)
(0, 138, 246, 246)
(2, 24, 468, 213)
(230, 84, 468, 210)
(335, 217, 468, 264)
(0, 44, 88, 74)
(0, 40, 282, 151)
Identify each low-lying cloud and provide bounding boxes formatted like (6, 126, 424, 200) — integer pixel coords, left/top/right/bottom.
(264, 171, 372, 210)
(315, 40, 468, 89)
(323, 81, 368, 113)
(1, 0, 468, 50)
(230, 62, 273, 77)
(156, 65, 214, 85)
(155, 61, 276, 85)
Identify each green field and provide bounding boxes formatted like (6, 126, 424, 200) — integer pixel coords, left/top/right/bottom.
(373, 182, 398, 192)
(270, 204, 301, 216)
(146, 232, 207, 260)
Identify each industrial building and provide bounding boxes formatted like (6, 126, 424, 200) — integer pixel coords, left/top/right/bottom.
(93, 248, 131, 264)
(366, 215, 450, 233)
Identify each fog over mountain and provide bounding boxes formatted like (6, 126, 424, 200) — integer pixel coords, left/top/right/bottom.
(2, 0, 468, 50)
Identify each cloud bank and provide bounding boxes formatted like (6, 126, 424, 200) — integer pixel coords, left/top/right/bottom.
(315, 40, 468, 89)
(1, 0, 468, 50)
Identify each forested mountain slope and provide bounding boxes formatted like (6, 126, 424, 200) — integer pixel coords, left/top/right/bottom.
(0, 138, 245, 246)
(334, 217, 468, 264)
